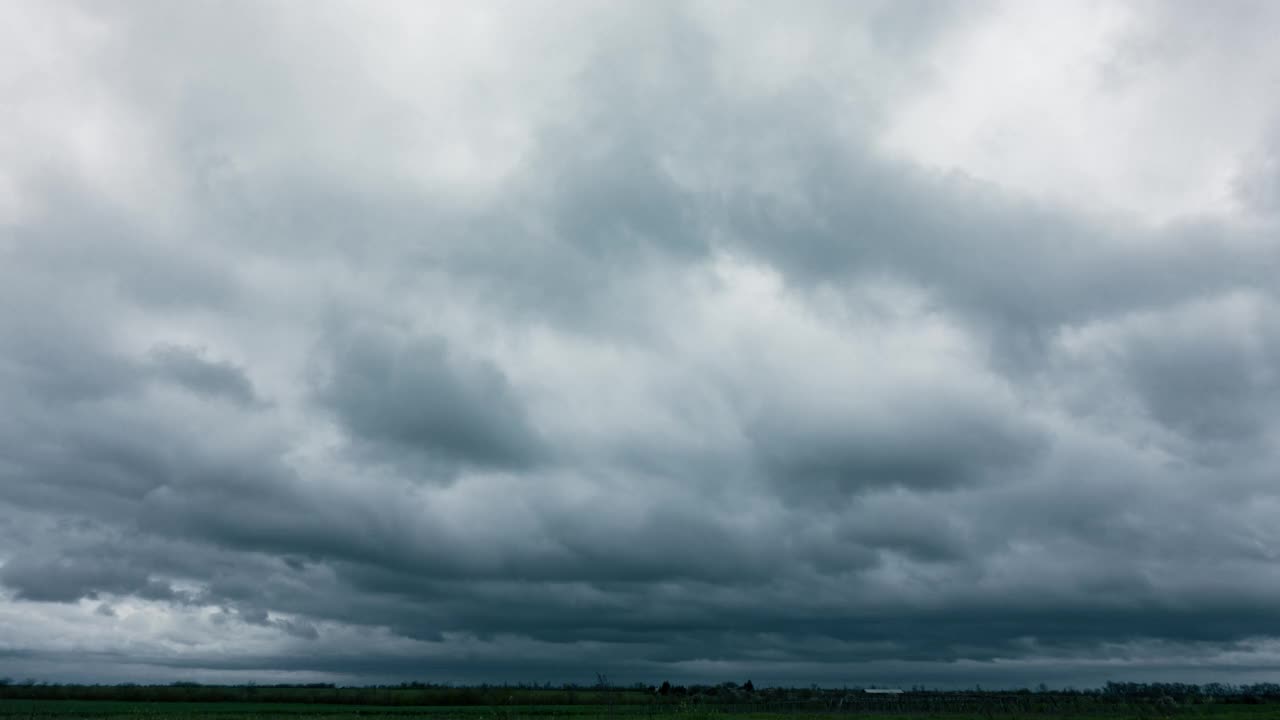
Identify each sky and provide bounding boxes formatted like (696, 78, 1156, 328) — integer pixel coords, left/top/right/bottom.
(2, 0, 1280, 690)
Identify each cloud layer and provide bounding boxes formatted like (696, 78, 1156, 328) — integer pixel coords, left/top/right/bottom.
(3, 0, 1280, 688)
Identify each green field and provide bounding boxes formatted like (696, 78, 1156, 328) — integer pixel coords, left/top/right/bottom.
(0, 701, 666, 720)
(0, 701, 642, 718)
(6, 700, 1280, 720)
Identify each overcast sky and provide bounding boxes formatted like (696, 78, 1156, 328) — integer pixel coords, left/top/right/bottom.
(3, 0, 1280, 689)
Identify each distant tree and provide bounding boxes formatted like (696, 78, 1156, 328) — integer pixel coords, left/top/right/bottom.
(743, 680, 754, 693)
(659, 681, 671, 696)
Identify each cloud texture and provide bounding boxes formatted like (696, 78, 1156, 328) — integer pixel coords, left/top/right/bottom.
(3, 0, 1280, 688)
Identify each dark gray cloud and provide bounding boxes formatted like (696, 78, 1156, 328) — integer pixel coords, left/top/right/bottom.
(0, 554, 178, 604)
(2, 0, 1280, 690)
(748, 387, 1046, 499)
(150, 345, 259, 407)
(315, 325, 546, 472)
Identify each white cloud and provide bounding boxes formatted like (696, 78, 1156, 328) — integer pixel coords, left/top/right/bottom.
(878, 0, 1280, 223)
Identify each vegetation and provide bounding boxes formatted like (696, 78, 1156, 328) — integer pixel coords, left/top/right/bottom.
(3, 681, 1280, 719)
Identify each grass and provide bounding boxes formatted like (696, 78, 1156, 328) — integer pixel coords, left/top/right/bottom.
(0, 701, 600, 717)
(0, 701, 660, 719)
(6, 700, 1280, 720)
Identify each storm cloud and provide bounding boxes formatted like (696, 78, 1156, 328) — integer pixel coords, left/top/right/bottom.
(3, 0, 1280, 689)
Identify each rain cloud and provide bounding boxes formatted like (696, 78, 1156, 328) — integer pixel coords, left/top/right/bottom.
(3, 0, 1280, 688)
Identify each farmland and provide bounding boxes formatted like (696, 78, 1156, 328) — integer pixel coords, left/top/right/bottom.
(3, 684, 1280, 720)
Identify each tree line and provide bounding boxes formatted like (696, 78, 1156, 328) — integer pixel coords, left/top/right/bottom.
(2, 678, 1280, 709)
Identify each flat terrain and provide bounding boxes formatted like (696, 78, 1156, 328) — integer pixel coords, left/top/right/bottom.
(0, 701, 616, 718)
(5, 700, 1280, 720)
